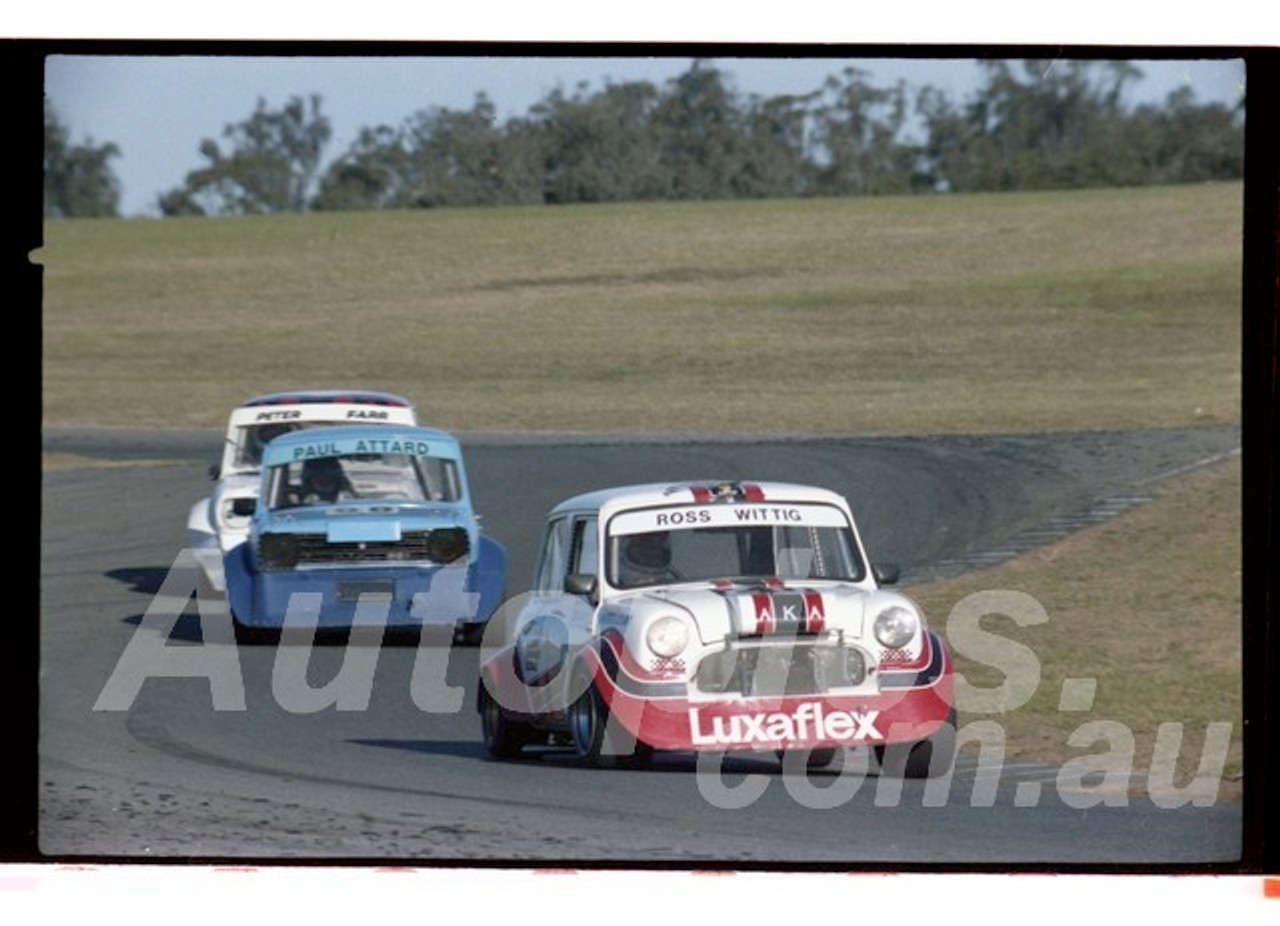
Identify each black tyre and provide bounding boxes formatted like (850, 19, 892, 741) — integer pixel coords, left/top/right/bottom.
(777, 747, 839, 770)
(455, 621, 488, 647)
(193, 563, 220, 605)
(478, 685, 535, 759)
(232, 615, 278, 646)
(568, 681, 609, 766)
(568, 675, 649, 768)
(876, 708, 958, 779)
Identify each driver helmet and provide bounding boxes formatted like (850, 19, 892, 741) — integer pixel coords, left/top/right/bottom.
(302, 456, 344, 496)
(622, 531, 672, 572)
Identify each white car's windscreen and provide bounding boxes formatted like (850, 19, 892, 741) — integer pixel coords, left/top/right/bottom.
(607, 503, 864, 588)
(235, 422, 329, 468)
(265, 453, 461, 509)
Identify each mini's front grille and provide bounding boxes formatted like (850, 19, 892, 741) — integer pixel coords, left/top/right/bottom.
(694, 643, 870, 696)
(258, 528, 468, 570)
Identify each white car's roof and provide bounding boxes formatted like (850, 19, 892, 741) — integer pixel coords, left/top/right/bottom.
(549, 481, 851, 518)
(226, 390, 417, 427)
(240, 389, 412, 407)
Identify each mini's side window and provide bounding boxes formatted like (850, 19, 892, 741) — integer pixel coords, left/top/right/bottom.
(535, 517, 569, 592)
(568, 516, 598, 578)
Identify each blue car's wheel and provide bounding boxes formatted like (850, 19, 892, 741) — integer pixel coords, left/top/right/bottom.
(478, 685, 535, 759)
(231, 614, 278, 646)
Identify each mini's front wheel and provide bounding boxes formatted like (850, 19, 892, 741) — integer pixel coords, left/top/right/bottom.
(568, 676, 650, 768)
(777, 747, 838, 770)
(568, 682, 609, 766)
(876, 708, 957, 779)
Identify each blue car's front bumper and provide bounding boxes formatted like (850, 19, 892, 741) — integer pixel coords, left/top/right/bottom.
(225, 535, 506, 630)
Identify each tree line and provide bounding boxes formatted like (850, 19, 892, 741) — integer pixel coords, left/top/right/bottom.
(44, 58, 1245, 218)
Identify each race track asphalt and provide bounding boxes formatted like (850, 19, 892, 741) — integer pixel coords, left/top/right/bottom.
(36, 425, 1243, 864)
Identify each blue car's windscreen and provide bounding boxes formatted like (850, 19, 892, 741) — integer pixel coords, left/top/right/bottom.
(265, 453, 461, 509)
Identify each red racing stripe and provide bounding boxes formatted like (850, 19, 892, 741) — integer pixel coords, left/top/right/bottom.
(752, 592, 775, 634)
(803, 590, 825, 633)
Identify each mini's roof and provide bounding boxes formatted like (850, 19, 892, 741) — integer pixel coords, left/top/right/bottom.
(240, 389, 414, 409)
(549, 480, 849, 517)
(261, 425, 461, 467)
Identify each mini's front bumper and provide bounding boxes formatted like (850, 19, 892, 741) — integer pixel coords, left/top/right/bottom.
(481, 630, 955, 753)
(588, 646, 954, 752)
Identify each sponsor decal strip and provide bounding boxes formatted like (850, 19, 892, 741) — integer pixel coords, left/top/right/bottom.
(288, 437, 436, 460)
(588, 655, 954, 750)
(612, 502, 849, 535)
(738, 588, 826, 636)
(688, 701, 883, 747)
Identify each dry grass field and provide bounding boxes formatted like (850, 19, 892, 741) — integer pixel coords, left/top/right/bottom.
(40, 183, 1241, 435)
(909, 458, 1243, 797)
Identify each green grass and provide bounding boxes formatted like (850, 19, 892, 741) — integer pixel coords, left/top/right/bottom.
(39, 183, 1242, 434)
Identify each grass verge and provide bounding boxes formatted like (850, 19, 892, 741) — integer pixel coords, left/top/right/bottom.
(908, 458, 1242, 801)
(41, 452, 182, 471)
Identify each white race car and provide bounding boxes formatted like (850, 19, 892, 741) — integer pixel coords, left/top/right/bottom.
(185, 390, 417, 592)
(479, 480, 957, 775)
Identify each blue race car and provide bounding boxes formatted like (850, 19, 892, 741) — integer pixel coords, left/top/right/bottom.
(224, 425, 505, 643)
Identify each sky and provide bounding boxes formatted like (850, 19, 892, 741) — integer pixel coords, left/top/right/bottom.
(44, 53, 1246, 217)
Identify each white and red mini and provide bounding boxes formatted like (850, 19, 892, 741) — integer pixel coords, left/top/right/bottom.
(478, 481, 956, 776)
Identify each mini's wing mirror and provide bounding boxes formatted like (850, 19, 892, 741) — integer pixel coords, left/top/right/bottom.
(208, 464, 221, 480)
(564, 573, 598, 601)
(872, 562, 900, 586)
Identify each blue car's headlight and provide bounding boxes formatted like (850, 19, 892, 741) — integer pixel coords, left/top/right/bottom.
(425, 528, 469, 564)
(258, 533, 300, 570)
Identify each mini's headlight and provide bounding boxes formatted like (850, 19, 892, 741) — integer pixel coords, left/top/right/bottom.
(645, 615, 689, 658)
(873, 605, 919, 648)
